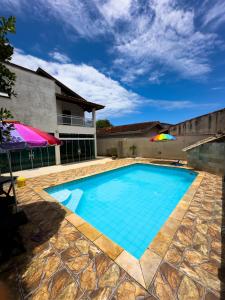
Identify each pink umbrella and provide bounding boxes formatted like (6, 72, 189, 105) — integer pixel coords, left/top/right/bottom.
(0, 121, 61, 211)
(0, 121, 61, 150)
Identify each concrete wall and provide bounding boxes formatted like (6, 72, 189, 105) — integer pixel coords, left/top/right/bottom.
(186, 139, 225, 175)
(169, 108, 225, 136)
(97, 135, 210, 159)
(97, 108, 225, 160)
(0, 64, 58, 133)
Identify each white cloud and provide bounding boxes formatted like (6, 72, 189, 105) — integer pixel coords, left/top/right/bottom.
(38, 0, 107, 38)
(12, 49, 140, 117)
(202, 0, 225, 29)
(114, 0, 216, 80)
(211, 86, 224, 90)
(3, 0, 221, 82)
(148, 71, 164, 84)
(49, 51, 71, 63)
(1, 0, 26, 12)
(12, 49, 209, 118)
(146, 100, 201, 110)
(96, 0, 132, 24)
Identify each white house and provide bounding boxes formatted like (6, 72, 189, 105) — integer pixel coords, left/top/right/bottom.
(0, 63, 104, 172)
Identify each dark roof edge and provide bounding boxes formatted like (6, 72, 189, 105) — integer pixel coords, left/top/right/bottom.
(5, 62, 104, 110)
(100, 120, 161, 129)
(97, 121, 168, 136)
(56, 93, 104, 111)
(36, 67, 86, 101)
(5, 62, 54, 80)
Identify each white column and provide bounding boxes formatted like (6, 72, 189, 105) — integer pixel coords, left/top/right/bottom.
(54, 131, 61, 165)
(92, 108, 97, 158)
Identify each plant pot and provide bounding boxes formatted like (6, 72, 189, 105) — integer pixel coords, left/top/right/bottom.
(112, 155, 117, 160)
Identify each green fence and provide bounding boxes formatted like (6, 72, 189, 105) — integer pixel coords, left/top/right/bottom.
(60, 139, 95, 164)
(0, 147, 56, 173)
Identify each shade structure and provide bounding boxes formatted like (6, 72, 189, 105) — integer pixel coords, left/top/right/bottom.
(150, 133, 176, 142)
(0, 121, 61, 212)
(0, 121, 61, 152)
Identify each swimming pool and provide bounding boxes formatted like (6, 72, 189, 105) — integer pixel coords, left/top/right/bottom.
(46, 163, 196, 259)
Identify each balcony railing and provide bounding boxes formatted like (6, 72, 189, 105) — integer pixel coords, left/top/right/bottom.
(57, 114, 94, 127)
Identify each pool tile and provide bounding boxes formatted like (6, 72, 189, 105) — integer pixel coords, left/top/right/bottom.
(66, 213, 85, 227)
(115, 251, 145, 288)
(77, 223, 102, 241)
(169, 205, 187, 221)
(140, 249, 162, 288)
(148, 231, 172, 257)
(159, 217, 180, 238)
(94, 235, 123, 260)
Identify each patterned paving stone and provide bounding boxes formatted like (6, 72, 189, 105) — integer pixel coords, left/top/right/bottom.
(80, 261, 97, 292)
(150, 262, 183, 299)
(0, 159, 224, 299)
(164, 244, 183, 267)
(112, 275, 153, 300)
(48, 268, 74, 299)
(205, 291, 220, 300)
(177, 275, 204, 300)
(98, 263, 121, 288)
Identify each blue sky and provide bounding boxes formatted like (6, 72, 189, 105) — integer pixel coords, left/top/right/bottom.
(2, 0, 225, 125)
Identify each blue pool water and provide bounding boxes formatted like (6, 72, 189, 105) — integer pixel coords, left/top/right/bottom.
(46, 164, 196, 259)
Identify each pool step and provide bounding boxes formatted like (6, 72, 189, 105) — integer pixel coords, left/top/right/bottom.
(63, 189, 83, 212)
(51, 189, 71, 203)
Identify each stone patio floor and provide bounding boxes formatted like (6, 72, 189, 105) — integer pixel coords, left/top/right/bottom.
(0, 159, 224, 299)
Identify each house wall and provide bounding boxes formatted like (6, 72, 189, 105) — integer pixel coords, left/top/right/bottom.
(0, 64, 58, 133)
(186, 139, 225, 175)
(0, 64, 92, 132)
(97, 135, 209, 159)
(0, 64, 99, 172)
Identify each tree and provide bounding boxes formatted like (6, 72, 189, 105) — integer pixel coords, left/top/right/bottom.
(0, 16, 16, 144)
(0, 16, 16, 97)
(96, 119, 113, 128)
(0, 108, 14, 144)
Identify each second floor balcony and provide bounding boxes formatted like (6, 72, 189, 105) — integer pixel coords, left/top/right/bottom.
(57, 114, 94, 127)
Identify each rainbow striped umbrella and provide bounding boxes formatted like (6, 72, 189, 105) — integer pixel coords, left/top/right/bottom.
(150, 133, 176, 142)
(0, 121, 61, 151)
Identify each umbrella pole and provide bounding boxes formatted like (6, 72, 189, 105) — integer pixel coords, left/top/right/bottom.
(7, 151, 18, 213)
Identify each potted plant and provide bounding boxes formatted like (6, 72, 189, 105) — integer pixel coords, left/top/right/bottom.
(111, 147, 117, 160)
(129, 145, 137, 158)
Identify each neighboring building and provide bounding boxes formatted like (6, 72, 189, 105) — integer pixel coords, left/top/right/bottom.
(0, 63, 104, 172)
(97, 108, 225, 160)
(97, 121, 170, 138)
(97, 121, 171, 157)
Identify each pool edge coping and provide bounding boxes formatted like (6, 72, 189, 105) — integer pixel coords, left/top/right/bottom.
(32, 160, 204, 289)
